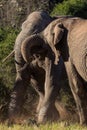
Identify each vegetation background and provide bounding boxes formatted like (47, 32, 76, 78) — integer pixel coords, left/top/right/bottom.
(0, 0, 87, 124)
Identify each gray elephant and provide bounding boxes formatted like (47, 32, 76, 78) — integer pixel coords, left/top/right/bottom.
(38, 17, 87, 125)
(8, 10, 67, 124)
(22, 16, 87, 124)
(8, 10, 53, 122)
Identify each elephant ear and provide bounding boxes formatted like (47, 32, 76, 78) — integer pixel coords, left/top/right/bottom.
(21, 34, 47, 62)
(53, 23, 64, 46)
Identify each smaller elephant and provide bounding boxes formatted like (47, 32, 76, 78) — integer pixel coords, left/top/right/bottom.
(41, 17, 87, 125)
(8, 10, 54, 123)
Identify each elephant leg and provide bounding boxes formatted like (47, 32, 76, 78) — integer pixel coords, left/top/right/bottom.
(8, 64, 30, 122)
(65, 61, 87, 125)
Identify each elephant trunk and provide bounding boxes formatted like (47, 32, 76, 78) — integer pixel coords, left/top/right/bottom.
(37, 58, 60, 123)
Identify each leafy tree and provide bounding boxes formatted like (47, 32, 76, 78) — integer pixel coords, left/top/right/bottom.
(51, 0, 87, 18)
(0, 27, 19, 119)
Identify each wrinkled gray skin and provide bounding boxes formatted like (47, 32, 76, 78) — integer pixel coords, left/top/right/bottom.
(9, 11, 65, 123)
(8, 10, 53, 122)
(21, 33, 66, 123)
(41, 17, 87, 125)
(21, 16, 87, 124)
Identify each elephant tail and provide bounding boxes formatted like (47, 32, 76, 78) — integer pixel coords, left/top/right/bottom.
(2, 50, 15, 63)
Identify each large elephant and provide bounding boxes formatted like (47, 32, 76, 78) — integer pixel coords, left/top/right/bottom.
(38, 17, 87, 125)
(8, 11, 66, 124)
(22, 16, 87, 124)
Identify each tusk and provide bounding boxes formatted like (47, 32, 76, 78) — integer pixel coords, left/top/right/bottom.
(2, 50, 15, 63)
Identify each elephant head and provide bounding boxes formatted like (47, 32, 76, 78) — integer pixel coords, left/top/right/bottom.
(21, 34, 47, 69)
(42, 20, 66, 65)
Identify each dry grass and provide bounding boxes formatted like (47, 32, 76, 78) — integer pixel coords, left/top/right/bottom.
(0, 122, 87, 130)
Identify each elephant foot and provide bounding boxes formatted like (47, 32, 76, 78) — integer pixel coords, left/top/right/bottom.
(79, 110, 87, 126)
(8, 103, 22, 124)
(37, 103, 59, 124)
(37, 106, 48, 124)
(8, 110, 20, 124)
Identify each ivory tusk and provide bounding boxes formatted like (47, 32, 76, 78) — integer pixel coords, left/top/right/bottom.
(2, 50, 15, 63)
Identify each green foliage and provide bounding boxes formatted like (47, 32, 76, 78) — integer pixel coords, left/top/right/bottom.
(51, 0, 87, 18)
(0, 27, 19, 89)
(0, 27, 19, 119)
(0, 27, 19, 61)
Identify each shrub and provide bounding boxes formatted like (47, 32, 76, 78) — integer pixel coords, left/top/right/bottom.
(0, 27, 19, 88)
(0, 27, 19, 60)
(0, 27, 19, 119)
(51, 0, 87, 18)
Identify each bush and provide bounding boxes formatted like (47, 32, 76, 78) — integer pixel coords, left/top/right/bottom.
(0, 27, 19, 88)
(0, 27, 19, 119)
(51, 0, 87, 18)
(0, 27, 19, 61)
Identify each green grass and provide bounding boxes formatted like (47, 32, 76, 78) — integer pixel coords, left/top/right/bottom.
(0, 122, 87, 130)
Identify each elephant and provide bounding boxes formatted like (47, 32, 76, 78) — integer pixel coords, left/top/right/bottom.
(8, 10, 67, 124)
(21, 16, 87, 124)
(38, 17, 87, 125)
(8, 10, 54, 123)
